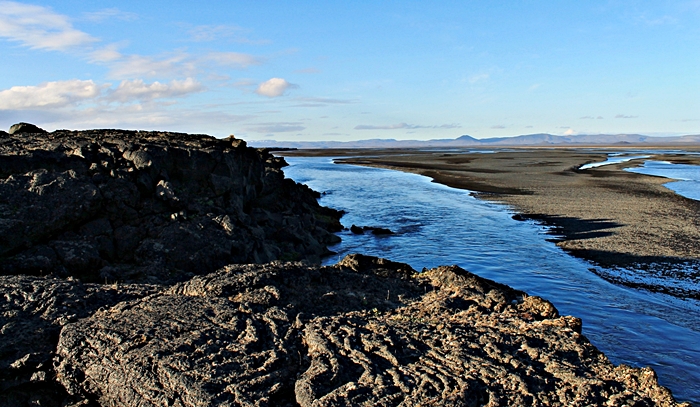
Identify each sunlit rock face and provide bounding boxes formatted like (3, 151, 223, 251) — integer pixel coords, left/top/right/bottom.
(53, 255, 685, 407)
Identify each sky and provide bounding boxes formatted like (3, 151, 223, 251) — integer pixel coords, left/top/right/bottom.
(0, 1, 698, 141)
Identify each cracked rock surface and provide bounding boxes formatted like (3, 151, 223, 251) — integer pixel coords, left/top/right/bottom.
(0, 274, 160, 406)
(53, 254, 686, 406)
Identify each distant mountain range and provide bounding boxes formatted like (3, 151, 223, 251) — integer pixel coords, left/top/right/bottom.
(250, 133, 700, 149)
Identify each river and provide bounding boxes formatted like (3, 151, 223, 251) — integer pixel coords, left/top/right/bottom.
(283, 156, 700, 405)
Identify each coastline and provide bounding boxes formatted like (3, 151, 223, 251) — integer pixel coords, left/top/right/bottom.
(281, 147, 700, 297)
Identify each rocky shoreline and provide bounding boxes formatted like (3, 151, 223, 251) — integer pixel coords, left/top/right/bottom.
(0, 126, 690, 406)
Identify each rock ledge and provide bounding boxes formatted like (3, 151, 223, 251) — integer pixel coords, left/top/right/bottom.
(48, 255, 687, 406)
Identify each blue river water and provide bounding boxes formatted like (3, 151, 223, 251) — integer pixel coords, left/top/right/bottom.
(578, 151, 700, 201)
(283, 156, 700, 405)
(579, 154, 651, 170)
(626, 161, 700, 201)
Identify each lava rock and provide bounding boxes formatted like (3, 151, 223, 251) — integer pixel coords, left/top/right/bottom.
(0, 129, 343, 283)
(54, 255, 687, 407)
(8, 122, 47, 135)
(350, 224, 364, 234)
(349, 225, 395, 235)
(368, 226, 394, 235)
(0, 274, 160, 407)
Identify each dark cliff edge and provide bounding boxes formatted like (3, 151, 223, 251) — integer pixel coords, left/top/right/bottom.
(0, 127, 342, 283)
(0, 126, 689, 406)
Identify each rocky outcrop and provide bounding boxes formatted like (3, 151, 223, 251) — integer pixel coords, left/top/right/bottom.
(8, 123, 47, 135)
(350, 225, 395, 235)
(0, 127, 342, 283)
(49, 254, 686, 406)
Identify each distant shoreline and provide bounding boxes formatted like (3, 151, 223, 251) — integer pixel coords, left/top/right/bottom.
(252, 133, 700, 150)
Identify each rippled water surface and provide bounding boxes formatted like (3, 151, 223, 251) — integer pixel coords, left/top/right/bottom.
(283, 156, 700, 404)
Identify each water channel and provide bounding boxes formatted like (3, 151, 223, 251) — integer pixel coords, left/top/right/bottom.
(283, 156, 700, 404)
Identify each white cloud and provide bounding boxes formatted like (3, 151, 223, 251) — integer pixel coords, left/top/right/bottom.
(255, 78, 296, 97)
(635, 13, 677, 26)
(355, 123, 461, 130)
(296, 97, 353, 104)
(615, 114, 638, 119)
(188, 24, 241, 41)
(3, 104, 254, 134)
(106, 53, 196, 79)
(564, 128, 576, 135)
(0, 1, 97, 50)
(232, 79, 257, 88)
(107, 78, 204, 103)
(295, 67, 321, 74)
(89, 43, 123, 62)
(355, 123, 415, 130)
(207, 52, 264, 68)
(98, 51, 263, 79)
(82, 8, 138, 22)
(185, 24, 268, 44)
(291, 97, 356, 107)
(468, 73, 489, 84)
(0, 79, 106, 110)
(247, 122, 305, 133)
(0, 77, 205, 110)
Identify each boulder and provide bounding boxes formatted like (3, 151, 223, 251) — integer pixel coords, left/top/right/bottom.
(8, 122, 47, 135)
(350, 224, 364, 234)
(349, 225, 395, 235)
(368, 226, 394, 235)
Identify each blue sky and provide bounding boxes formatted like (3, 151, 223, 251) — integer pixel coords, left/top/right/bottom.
(0, 1, 698, 141)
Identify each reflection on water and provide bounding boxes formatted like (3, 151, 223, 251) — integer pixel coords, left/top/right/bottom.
(284, 156, 700, 404)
